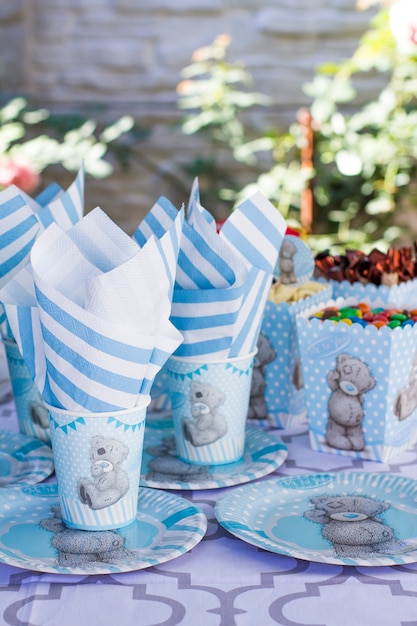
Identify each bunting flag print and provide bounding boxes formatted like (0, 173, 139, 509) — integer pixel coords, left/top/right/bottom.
(49, 416, 86, 433)
(166, 360, 252, 381)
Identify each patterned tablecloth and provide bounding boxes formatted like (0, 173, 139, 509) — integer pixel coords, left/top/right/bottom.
(0, 377, 416, 626)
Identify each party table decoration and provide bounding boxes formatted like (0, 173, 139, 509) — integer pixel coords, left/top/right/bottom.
(251, 235, 332, 429)
(132, 194, 183, 301)
(0, 204, 184, 529)
(1, 206, 183, 412)
(0, 484, 207, 574)
(140, 416, 288, 490)
(314, 245, 417, 308)
(2, 338, 50, 443)
(215, 471, 417, 566)
(296, 295, 417, 462)
(165, 178, 286, 360)
(0, 165, 85, 441)
(0, 164, 85, 291)
(0, 429, 54, 486)
(165, 179, 287, 465)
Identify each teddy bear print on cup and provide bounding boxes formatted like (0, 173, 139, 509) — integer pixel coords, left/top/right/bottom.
(248, 332, 276, 420)
(304, 495, 408, 558)
(40, 505, 133, 568)
(77, 436, 129, 510)
(182, 380, 228, 447)
(146, 435, 211, 482)
(326, 353, 376, 451)
(30, 401, 50, 430)
(394, 351, 417, 421)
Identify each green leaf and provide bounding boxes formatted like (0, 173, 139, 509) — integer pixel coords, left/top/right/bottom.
(99, 115, 134, 143)
(336, 151, 362, 176)
(0, 122, 26, 151)
(0, 97, 27, 123)
(365, 196, 394, 214)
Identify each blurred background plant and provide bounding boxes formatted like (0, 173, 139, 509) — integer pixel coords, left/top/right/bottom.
(176, 33, 280, 220)
(177, 0, 417, 253)
(0, 95, 135, 195)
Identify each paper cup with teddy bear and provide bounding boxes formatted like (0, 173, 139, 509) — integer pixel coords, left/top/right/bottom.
(3, 339, 51, 444)
(46, 396, 150, 530)
(166, 352, 256, 465)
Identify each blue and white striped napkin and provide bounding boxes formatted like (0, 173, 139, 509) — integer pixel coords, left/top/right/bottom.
(171, 195, 248, 359)
(171, 180, 287, 359)
(219, 191, 287, 356)
(132, 195, 183, 300)
(186, 177, 216, 227)
(0, 206, 183, 413)
(0, 164, 85, 290)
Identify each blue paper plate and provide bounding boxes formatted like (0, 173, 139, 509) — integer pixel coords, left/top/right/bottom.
(0, 429, 54, 486)
(141, 418, 288, 490)
(215, 471, 417, 566)
(0, 484, 207, 574)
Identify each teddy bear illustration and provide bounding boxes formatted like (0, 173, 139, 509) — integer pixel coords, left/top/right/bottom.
(40, 505, 134, 568)
(394, 351, 417, 421)
(292, 357, 304, 390)
(304, 495, 408, 558)
(248, 332, 276, 420)
(182, 380, 227, 447)
(326, 353, 376, 451)
(279, 238, 297, 285)
(30, 401, 50, 430)
(77, 436, 130, 510)
(146, 435, 211, 482)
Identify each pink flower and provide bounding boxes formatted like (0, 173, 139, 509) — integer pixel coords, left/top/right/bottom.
(389, 0, 417, 54)
(0, 159, 40, 194)
(215, 218, 226, 232)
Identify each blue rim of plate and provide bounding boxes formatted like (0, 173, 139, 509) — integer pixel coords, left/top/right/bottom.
(140, 418, 288, 490)
(0, 429, 54, 486)
(0, 484, 207, 575)
(215, 471, 417, 566)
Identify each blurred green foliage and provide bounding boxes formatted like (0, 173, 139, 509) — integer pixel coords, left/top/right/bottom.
(177, 5, 417, 253)
(0, 95, 136, 188)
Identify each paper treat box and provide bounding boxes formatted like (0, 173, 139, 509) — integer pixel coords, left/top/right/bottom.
(329, 278, 417, 308)
(295, 296, 417, 462)
(253, 286, 332, 429)
(247, 235, 332, 429)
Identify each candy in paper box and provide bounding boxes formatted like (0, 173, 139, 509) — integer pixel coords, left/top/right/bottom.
(314, 247, 417, 308)
(248, 235, 332, 429)
(296, 296, 417, 462)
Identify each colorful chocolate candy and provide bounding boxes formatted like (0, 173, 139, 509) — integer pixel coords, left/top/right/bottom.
(309, 302, 417, 329)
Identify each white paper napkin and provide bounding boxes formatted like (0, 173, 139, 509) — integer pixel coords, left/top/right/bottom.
(1, 206, 183, 412)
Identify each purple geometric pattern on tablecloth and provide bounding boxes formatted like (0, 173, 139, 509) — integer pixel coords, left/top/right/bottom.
(0, 387, 416, 625)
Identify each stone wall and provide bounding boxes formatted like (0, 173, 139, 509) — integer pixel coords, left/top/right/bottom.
(0, 0, 377, 231)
